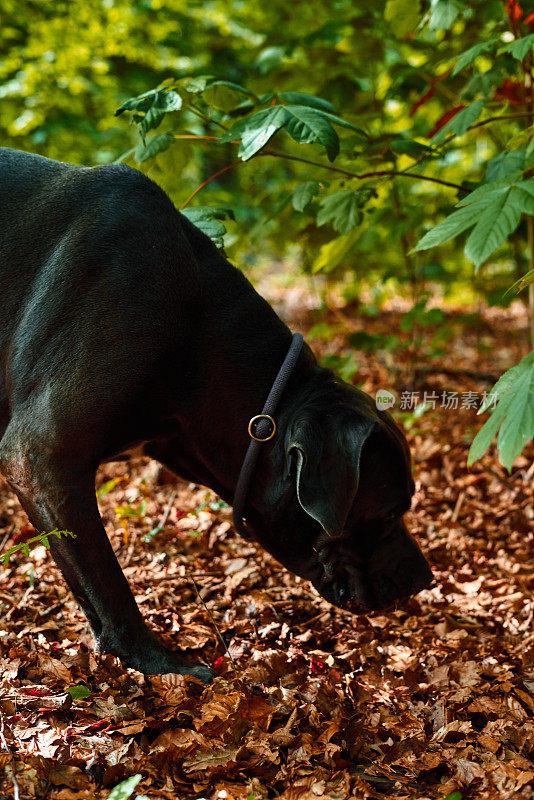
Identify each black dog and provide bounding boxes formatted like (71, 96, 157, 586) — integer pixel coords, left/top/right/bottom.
(0, 148, 432, 681)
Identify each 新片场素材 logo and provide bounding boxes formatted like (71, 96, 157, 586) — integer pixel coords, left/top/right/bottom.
(375, 389, 396, 410)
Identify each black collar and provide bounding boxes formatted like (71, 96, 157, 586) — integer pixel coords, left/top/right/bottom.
(232, 333, 304, 540)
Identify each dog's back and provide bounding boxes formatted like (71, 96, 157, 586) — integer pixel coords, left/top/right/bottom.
(0, 149, 203, 445)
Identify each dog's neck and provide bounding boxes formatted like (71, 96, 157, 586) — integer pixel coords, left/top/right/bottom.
(146, 235, 316, 505)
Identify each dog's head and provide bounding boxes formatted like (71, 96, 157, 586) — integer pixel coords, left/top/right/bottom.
(246, 372, 433, 612)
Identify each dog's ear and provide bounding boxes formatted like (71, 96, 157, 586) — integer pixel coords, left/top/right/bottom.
(287, 416, 376, 538)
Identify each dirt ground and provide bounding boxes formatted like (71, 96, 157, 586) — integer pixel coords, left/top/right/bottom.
(0, 300, 532, 800)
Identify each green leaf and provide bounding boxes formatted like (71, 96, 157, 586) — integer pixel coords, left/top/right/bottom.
(348, 330, 388, 352)
(96, 477, 125, 498)
(157, 90, 182, 112)
(203, 80, 255, 111)
(134, 133, 173, 163)
(468, 351, 534, 471)
(67, 684, 91, 700)
(292, 181, 321, 211)
(485, 147, 533, 181)
(431, 100, 484, 144)
(384, 0, 421, 37)
(138, 499, 148, 517)
(503, 33, 534, 62)
(278, 91, 337, 113)
(317, 190, 365, 234)
(414, 176, 534, 267)
(400, 301, 444, 331)
(182, 75, 209, 93)
(223, 105, 364, 161)
(313, 229, 360, 273)
(107, 775, 142, 800)
(233, 105, 341, 161)
(282, 105, 340, 161)
(443, 791, 463, 800)
(414, 203, 485, 253)
(181, 205, 235, 248)
(115, 89, 160, 115)
(464, 183, 534, 266)
(428, 0, 464, 30)
(308, 322, 337, 341)
(390, 138, 433, 156)
(321, 352, 360, 381)
(312, 111, 367, 136)
(452, 40, 499, 75)
(234, 106, 289, 160)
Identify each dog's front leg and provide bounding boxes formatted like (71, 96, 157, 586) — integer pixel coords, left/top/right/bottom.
(0, 432, 213, 681)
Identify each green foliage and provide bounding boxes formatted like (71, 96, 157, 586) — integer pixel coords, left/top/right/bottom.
(321, 352, 360, 382)
(96, 477, 126, 498)
(220, 103, 364, 162)
(0, 529, 76, 566)
(400, 301, 446, 332)
(135, 133, 174, 163)
(292, 181, 321, 211)
(452, 40, 500, 75)
(67, 685, 91, 700)
(317, 189, 374, 234)
(2, 0, 534, 468)
(397, 400, 432, 432)
(385, 0, 420, 38)
(415, 174, 534, 268)
(428, 0, 465, 31)
(115, 500, 148, 523)
(468, 350, 534, 471)
(430, 100, 484, 144)
(505, 33, 534, 62)
(181, 206, 235, 248)
(107, 775, 142, 800)
(348, 330, 399, 352)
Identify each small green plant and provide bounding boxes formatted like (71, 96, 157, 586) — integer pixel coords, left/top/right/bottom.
(0, 529, 75, 566)
(307, 322, 338, 342)
(400, 300, 446, 333)
(196, 493, 229, 514)
(107, 774, 149, 800)
(395, 401, 432, 432)
(96, 476, 127, 498)
(114, 499, 148, 525)
(347, 330, 399, 353)
(67, 684, 91, 700)
(321, 352, 360, 382)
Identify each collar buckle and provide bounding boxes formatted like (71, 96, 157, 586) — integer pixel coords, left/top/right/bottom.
(248, 414, 276, 442)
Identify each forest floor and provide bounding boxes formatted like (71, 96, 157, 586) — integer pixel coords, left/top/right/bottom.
(0, 294, 532, 800)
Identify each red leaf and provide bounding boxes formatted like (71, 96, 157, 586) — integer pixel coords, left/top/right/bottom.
(410, 70, 453, 117)
(525, 10, 534, 23)
(507, 0, 523, 20)
(410, 86, 435, 117)
(12, 525, 39, 544)
(427, 105, 465, 139)
(213, 656, 227, 672)
(310, 656, 324, 673)
(494, 79, 524, 104)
